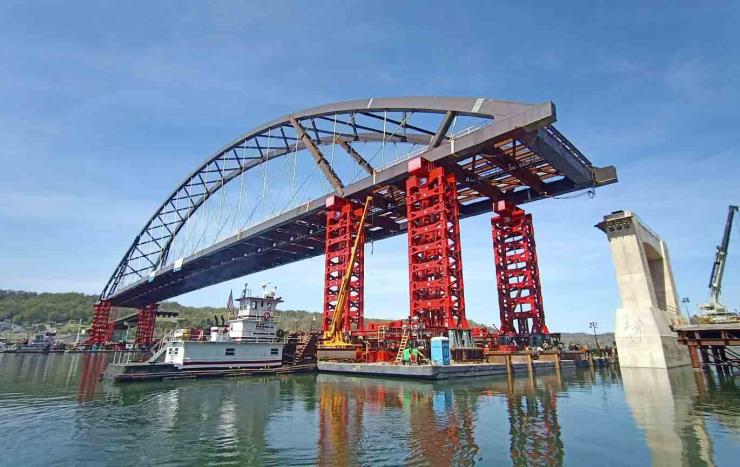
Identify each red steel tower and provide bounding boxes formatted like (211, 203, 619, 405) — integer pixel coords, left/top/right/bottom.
(406, 158, 468, 332)
(135, 304, 158, 346)
(491, 200, 548, 338)
(322, 195, 365, 333)
(87, 300, 113, 345)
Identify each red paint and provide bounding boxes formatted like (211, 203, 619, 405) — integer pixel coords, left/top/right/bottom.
(406, 160, 467, 333)
(492, 201, 548, 337)
(322, 196, 365, 333)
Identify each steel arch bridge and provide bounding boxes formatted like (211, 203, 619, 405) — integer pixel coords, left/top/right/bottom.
(93, 96, 616, 344)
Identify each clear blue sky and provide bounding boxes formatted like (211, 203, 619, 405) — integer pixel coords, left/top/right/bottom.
(1, 1, 738, 332)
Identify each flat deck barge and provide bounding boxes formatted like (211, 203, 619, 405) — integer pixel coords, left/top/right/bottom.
(318, 359, 584, 380)
(105, 362, 316, 382)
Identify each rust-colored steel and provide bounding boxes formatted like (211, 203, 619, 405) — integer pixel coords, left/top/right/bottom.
(492, 200, 548, 337)
(87, 300, 113, 344)
(135, 304, 158, 346)
(406, 158, 468, 332)
(322, 195, 365, 332)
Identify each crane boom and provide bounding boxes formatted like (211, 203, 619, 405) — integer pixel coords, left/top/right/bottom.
(700, 204, 738, 316)
(322, 195, 372, 347)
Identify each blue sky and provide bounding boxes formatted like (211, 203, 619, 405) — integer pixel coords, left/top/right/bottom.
(1, 1, 738, 332)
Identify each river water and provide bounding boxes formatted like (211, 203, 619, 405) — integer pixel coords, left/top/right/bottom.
(0, 353, 738, 466)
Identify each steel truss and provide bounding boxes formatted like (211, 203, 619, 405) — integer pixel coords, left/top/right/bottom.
(135, 304, 158, 346)
(103, 97, 617, 308)
(406, 158, 467, 332)
(492, 200, 548, 338)
(322, 196, 365, 332)
(87, 301, 113, 345)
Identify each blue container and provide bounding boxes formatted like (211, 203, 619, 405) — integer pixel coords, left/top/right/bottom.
(430, 337, 450, 365)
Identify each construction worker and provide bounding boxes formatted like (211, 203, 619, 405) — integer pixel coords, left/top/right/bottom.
(412, 347, 421, 365)
(402, 347, 411, 365)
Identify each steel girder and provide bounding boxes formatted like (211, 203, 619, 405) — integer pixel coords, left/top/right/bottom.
(104, 97, 617, 307)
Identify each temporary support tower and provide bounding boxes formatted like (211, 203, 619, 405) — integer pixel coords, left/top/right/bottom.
(323, 195, 365, 333)
(87, 300, 113, 345)
(135, 304, 158, 346)
(492, 200, 548, 338)
(406, 158, 467, 332)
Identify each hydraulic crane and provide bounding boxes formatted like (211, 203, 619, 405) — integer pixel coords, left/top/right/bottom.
(699, 204, 738, 321)
(320, 195, 373, 350)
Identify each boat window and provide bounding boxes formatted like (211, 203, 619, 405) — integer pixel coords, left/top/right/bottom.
(225, 348, 235, 356)
(271, 348, 279, 355)
(261, 300, 264, 307)
(252, 301, 257, 308)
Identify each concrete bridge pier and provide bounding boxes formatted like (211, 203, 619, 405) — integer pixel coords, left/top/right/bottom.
(597, 211, 690, 368)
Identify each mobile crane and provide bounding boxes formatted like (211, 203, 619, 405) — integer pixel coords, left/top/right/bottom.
(319, 196, 372, 356)
(698, 205, 738, 323)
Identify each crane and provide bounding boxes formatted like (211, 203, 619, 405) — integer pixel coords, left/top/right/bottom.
(321, 195, 373, 348)
(699, 204, 738, 321)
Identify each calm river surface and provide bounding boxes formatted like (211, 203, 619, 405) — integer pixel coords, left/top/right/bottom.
(0, 353, 738, 466)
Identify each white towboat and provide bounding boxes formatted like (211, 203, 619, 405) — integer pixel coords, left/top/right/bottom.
(159, 284, 285, 370)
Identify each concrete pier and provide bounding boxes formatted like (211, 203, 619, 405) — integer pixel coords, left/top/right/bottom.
(597, 211, 690, 368)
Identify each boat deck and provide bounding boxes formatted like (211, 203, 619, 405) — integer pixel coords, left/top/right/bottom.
(104, 362, 316, 382)
(317, 360, 581, 380)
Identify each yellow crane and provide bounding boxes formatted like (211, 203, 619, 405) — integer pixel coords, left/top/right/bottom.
(321, 195, 372, 348)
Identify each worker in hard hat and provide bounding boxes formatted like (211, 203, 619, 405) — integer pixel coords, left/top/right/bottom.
(402, 347, 411, 365)
(411, 346, 422, 365)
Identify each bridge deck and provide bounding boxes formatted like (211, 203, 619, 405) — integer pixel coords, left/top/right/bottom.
(109, 102, 616, 307)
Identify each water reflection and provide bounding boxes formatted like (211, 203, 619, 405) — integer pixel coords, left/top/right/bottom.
(0, 354, 737, 466)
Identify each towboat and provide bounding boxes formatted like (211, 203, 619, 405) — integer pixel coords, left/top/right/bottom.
(159, 284, 285, 370)
(105, 284, 299, 381)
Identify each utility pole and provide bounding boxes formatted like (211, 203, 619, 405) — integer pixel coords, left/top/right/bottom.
(681, 297, 692, 320)
(589, 321, 600, 351)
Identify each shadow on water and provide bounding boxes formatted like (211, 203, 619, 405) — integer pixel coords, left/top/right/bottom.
(0, 353, 737, 466)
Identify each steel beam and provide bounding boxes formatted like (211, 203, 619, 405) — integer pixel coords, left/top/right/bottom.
(429, 111, 456, 148)
(335, 138, 375, 175)
(290, 116, 345, 194)
(441, 159, 505, 200)
(482, 148, 546, 194)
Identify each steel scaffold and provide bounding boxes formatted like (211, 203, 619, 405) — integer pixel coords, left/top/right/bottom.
(492, 200, 548, 338)
(406, 158, 468, 332)
(87, 301, 113, 345)
(322, 195, 365, 333)
(135, 304, 158, 346)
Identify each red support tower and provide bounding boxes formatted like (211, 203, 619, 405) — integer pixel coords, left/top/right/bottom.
(322, 195, 365, 333)
(87, 300, 113, 345)
(135, 304, 158, 347)
(406, 158, 468, 333)
(491, 200, 548, 340)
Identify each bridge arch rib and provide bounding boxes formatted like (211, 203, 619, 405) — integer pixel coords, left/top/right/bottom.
(102, 96, 617, 306)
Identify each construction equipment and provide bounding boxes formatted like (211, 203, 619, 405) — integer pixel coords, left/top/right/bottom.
(699, 205, 738, 322)
(321, 195, 373, 349)
(394, 328, 410, 364)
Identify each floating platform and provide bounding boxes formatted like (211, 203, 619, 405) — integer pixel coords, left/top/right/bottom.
(104, 362, 317, 382)
(317, 360, 580, 380)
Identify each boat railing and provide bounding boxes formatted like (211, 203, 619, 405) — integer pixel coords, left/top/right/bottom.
(112, 351, 133, 365)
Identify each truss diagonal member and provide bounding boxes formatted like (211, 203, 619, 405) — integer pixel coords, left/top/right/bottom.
(482, 147, 546, 194)
(429, 111, 456, 148)
(334, 137, 375, 175)
(289, 116, 345, 194)
(441, 160, 505, 201)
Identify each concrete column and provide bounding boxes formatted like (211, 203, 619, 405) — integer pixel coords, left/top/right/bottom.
(597, 211, 690, 368)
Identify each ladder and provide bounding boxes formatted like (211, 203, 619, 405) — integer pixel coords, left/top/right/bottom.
(394, 328, 410, 364)
(294, 333, 318, 363)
